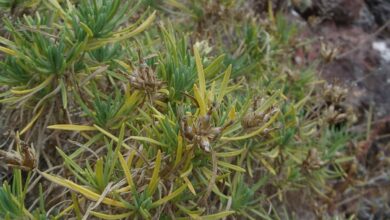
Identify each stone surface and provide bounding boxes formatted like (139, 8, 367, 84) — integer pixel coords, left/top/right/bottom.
(292, 0, 364, 25)
(365, 0, 390, 25)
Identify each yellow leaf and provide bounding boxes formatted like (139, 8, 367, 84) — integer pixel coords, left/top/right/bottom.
(193, 85, 207, 116)
(0, 46, 17, 56)
(11, 75, 54, 95)
(80, 22, 94, 37)
(0, 36, 15, 48)
(176, 203, 204, 216)
(88, 11, 156, 49)
(180, 163, 193, 178)
(127, 150, 136, 169)
(47, 124, 97, 131)
(116, 185, 131, 193)
(114, 59, 132, 72)
(215, 148, 245, 158)
(194, 46, 206, 99)
(20, 107, 44, 135)
(95, 158, 104, 189)
(217, 161, 246, 172)
(268, 0, 276, 26)
(228, 106, 236, 121)
(93, 125, 149, 163)
(147, 150, 162, 195)
(114, 11, 156, 37)
(116, 90, 142, 117)
(90, 211, 133, 220)
(118, 152, 135, 189)
(0, 96, 19, 104)
(46, 0, 66, 16)
(151, 184, 187, 208)
(71, 193, 82, 220)
(60, 79, 68, 109)
(175, 133, 183, 166)
(217, 65, 232, 104)
(285, 151, 301, 164)
(261, 147, 280, 159)
(183, 176, 196, 195)
(260, 158, 276, 176)
(54, 198, 85, 220)
(204, 54, 226, 78)
(165, 0, 194, 16)
(209, 81, 216, 103)
(38, 171, 126, 208)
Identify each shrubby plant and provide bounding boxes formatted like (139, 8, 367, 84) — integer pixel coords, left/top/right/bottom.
(0, 0, 362, 219)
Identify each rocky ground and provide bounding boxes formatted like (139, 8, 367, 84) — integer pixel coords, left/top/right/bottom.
(256, 0, 390, 219)
(256, 0, 390, 116)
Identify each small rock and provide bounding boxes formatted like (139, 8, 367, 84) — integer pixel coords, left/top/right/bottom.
(365, 0, 390, 36)
(372, 40, 390, 62)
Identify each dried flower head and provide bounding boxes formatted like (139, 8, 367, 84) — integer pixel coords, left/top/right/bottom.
(0, 141, 37, 171)
(323, 83, 348, 105)
(301, 148, 325, 174)
(126, 56, 168, 109)
(322, 104, 348, 125)
(241, 97, 279, 130)
(129, 63, 165, 93)
(320, 41, 339, 63)
(180, 105, 232, 152)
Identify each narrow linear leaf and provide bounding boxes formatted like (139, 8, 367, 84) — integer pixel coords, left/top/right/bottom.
(47, 124, 97, 131)
(147, 150, 162, 195)
(217, 65, 232, 104)
(260, 158, 276, 176)
(183, 176, 196, 195)
(80, 22, 94, 37)
(0, 46, 17, 56)
(174, 134, 183, 166)
(95, 158, 104, 190)
(11, 75, 54, 95)
(59, 79, 68, 109)
(204, 54, 225, 78)
(88, 11, 157, 49)
(215, 148, 245, 158)
(194, 46, 206, 99)
(217, 161, 246, 172)
(193, 85, 207, 116)
(38, 171, 126, 208)
(118, 152, 135, 189)
(151, 184, 187, 208)
(90, 211, 133, 220)
(20, 107, 44, 135)
(180, 163, 193, 178)
(228, 106, 236, 121)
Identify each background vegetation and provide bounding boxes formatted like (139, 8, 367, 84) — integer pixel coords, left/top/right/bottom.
(0, 0, 386, 219)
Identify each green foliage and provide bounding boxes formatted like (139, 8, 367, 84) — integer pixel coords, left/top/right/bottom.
(0, 0, 363, 219)
(0, 0, 155, 111)
(158, 25, 197, 101)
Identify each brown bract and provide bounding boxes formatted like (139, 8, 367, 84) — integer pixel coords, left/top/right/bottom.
(241, 97, 279, 130)
(180, 105, 232, 152)
(128, 63, 165, 93)
(0, 142, 37, 172)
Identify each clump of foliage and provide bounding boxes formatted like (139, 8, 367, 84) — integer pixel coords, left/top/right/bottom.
(0, 0, 370, 219)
